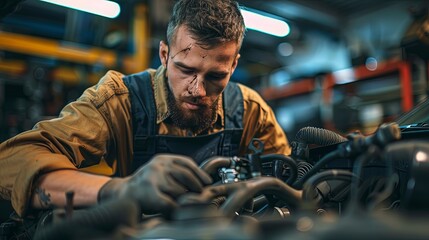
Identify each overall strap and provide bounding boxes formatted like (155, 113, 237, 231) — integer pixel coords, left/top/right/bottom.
(223, 81, 244, 129)
(123, 71, 156, 136)
(122, 71, 157, 173)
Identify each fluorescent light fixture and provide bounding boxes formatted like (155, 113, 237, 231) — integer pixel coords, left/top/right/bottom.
(40, 0, 121, 19)
(240, 8, 290, 37)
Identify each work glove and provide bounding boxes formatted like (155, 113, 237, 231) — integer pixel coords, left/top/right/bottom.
(98, 154, 212, 216)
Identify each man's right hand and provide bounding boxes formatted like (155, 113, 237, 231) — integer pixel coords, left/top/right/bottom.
(98, 154, 212, 215)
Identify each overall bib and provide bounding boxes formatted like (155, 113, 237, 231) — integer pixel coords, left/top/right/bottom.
(123, 71, 244, 174)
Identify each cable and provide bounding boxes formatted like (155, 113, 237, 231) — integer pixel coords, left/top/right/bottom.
(260, 154, 298, 184)
(347, 145, 382, 214)
(293, 150, 342, 189)
(302, 169, 360, 207)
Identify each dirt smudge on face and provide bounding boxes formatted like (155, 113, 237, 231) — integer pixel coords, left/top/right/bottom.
(171, 43, 193, 59)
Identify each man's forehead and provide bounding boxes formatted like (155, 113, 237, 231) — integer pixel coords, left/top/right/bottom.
(170, 40, 237, 63)
(171, 26, 238, 57)
(170, 47, 237, 72)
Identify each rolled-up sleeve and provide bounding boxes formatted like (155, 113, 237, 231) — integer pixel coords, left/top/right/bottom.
(0, 70, 133, 216)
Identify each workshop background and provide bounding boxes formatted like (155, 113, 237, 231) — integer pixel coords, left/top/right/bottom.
(0, 0, 428, 143)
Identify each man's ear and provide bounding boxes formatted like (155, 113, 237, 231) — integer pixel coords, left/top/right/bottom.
(159, 41, 169, 67)
(231, 53, 240, 73)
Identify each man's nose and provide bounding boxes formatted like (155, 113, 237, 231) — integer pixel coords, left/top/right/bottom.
(188, 75, 206, 97)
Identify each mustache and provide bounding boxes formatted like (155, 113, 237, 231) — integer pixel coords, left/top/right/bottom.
(180, 96, 209, 106)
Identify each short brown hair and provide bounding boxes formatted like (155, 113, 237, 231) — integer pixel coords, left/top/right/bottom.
(166, 0, 245, 51)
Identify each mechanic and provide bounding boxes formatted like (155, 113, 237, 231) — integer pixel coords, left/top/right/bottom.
(0, 0, 290, 219)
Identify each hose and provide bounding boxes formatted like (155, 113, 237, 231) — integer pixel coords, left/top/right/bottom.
(33, 198, 139, 240)
(293, 150, 342, 189)
(302, 169, 360, 207)
(296, 161, 313, 181)
(199, 156, 232, 179)
(178, 176, 302, 219)
(295, 126, 347, 146)
(260, 154, 298, 184)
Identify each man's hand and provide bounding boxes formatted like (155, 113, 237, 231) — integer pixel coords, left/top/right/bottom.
(98, 154, 212, 215)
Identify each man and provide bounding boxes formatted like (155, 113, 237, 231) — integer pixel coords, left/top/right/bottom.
(0, 0, 290, 218)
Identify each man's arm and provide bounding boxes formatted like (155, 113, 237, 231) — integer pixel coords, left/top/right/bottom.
(31, 170, 111, 209)
(30, 154, 213, 217)
(0, 71, 133, 217)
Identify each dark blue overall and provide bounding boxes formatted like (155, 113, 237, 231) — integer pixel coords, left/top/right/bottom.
(122, 71, 244, 174)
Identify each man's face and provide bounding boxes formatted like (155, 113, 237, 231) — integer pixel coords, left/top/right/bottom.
(159, 26, 240, 132)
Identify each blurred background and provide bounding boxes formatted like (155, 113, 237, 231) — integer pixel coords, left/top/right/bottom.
(0, 0, 429, 143)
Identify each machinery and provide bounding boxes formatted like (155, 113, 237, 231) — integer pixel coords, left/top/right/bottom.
(2, 100, 429, 240)
(26, 116, 429, 239)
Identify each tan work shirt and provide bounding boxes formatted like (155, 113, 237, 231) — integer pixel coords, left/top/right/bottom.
(0, 66, 290, 216)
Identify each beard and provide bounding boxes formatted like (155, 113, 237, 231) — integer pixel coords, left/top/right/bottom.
(167, 86, 218, 133)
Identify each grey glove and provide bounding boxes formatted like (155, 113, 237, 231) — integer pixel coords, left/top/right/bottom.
(98, 154, 212, 215)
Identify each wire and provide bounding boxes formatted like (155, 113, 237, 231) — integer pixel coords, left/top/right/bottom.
(293, 150, 342, 189)
(260, 154, 298, 184)
(302, 169, 360, 208)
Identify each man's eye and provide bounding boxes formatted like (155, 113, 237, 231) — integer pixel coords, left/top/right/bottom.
(180, 69, 194, 74)
(207, 74, 226, 81)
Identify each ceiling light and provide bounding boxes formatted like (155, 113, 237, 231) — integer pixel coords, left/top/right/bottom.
(240, 8, 290, 37)
(40, 0, 121, 19)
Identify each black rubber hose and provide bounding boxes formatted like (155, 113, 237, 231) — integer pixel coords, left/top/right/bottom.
(302, 169, 360, 205)
(347, 145, 381, 213)
(295, 126, 347, 146)
(293, 150, 342, 189)
(199, 156, 232, 178)
(220, 177, 302, 218)
(260, 154, 298, 184)
(296, 161, 313, 181)
(177, 176, 302, 219)
(33, 198, 140, 240)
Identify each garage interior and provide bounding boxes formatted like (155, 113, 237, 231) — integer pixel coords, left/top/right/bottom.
(1, 0, 428, 142)
(1, 0, 429, 238)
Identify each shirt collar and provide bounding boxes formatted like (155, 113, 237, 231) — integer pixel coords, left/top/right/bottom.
(153, 66, 224, 128)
